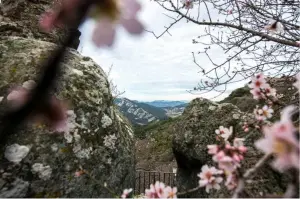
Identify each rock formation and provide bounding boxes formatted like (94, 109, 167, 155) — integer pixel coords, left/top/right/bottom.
(172, 98, 288, 197)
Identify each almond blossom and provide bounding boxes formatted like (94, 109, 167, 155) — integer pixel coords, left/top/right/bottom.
(198, 165, 223, 193)
(225, 172, 238, 190)
(7, 80, 70, 133)
(265, 20, 284, 33)
(293, 72, 300, 92)
(121, 188, 133, 198)
(207, 144, 218, 154)
(255, 105, 299, 172)
(40, 0, 144, 48)
(145, 181, 177, 198)
(253, 105, 274, 121)
(248, 73, 277, 99)
(74, 170, 85, 177)
(208, 140, 247, 173)
(233, 138, 245, 148)
(215, 126, 232, 141)
(181, 0, 194, 9)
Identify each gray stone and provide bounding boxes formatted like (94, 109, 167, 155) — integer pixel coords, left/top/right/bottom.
(0, 0, 81, 49)
(0, 178, 29, 198)
(172, 98, 286, 197)
(0, 36, 135, 197)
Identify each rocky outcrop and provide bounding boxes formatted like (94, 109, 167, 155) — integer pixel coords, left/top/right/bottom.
(172, 98, 286, 198)
(0, 36, 135, 197)
(0, 0, 135, 197)
(0, 0, 80, 49)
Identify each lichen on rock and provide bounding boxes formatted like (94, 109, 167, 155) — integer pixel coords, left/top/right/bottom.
(0, 36, 135, 197)
(4, 144, 30, 164)
(172, 97, 286, 197)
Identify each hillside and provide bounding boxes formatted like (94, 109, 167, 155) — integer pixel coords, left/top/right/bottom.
(162, 104, 187, 118)
(114, 98, 168, 125)
(142, 100, 189, 108)
(114, 98, 188, 125)
(134, 118, 179, 172)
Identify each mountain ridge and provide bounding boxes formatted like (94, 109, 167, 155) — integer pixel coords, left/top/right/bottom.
(114, 98, 188, 125)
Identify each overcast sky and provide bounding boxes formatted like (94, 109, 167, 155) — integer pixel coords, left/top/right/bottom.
(78, 0, 248, 102)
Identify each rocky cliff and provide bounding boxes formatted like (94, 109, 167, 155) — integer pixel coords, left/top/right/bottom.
(0, 0, 135, 197)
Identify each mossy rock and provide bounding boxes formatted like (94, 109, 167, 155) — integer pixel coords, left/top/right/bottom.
(172, 98, 286, 198)
(0, 37, 135, 197)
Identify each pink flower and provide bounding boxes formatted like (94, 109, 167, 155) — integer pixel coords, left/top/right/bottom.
(296, 41, 300, 47)
(263, 84, 277, 97)
(254, 105, 274, 121)
(233, 138, 245, 148)
(40, 0, 81, 32)
(250, 88, 263, 100)
(210, 141, 247, 173)
(218, 156, 239, 172)
(164, 186, 177, 198)
(6, 80, 70, 133)
(92, 0, 144, 47)
(40, 0, 144, 48)
(255, 106, 299, 172)
(293, 72, 300, 92)
(181, 0, 194, 9)
(265, 20, 284, 33)
(248, 73, 266, 89)
(249, 73, 277, 99)
(7, 87, 29, 108)
(198, 165, 223, 193)
(207, 145, 219, 154)
(121, 188, 133, 198)
(215, 126, 232, 141)
(74, 169, 85, 177)
(225, 173, 238, 190)
(144, 181, 177, 198)
(212, 150, 226, 162)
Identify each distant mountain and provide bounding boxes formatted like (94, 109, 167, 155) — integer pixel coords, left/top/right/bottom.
(163, 104, 187, 118)
(114, 98, 169, 125)
(142, 100, 189, 108)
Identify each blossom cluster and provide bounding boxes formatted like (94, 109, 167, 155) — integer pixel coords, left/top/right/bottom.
(209, 138, 247, 173)
(145, 181, 177, 198)
(255, 105, 299, 172)
(248, 74, 276, 100)
(198, 165, 223, 193)
(121, 181, 177, 198)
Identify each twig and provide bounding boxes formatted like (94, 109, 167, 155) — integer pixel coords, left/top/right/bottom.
(177, 186, 201, 197)
(232, 153, 271, 198)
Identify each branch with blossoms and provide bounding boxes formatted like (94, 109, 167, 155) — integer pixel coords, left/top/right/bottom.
(189, 73, 299, 198)
(151, 0, 300, 98)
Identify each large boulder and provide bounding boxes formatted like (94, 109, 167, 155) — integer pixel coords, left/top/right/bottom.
(0, 37, 135, 197)
(0, 0, 81, 49)
(172, 98, 286, 198)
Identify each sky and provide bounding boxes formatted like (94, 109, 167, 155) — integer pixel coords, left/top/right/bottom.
(78, 0, 248, 102)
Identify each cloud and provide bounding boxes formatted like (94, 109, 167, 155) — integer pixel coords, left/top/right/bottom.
(78, 0, 245, 101)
